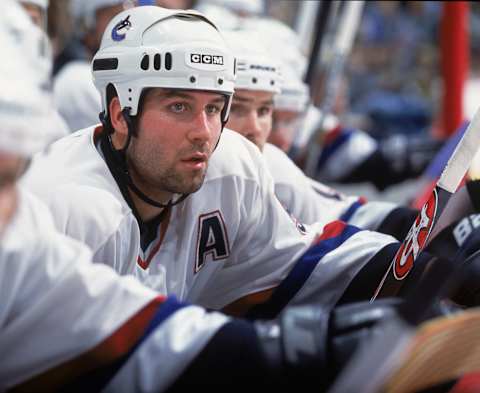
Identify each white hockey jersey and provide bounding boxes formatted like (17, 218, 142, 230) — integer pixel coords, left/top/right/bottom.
(263, 142, 402, 231)
(22, 126, 398, 312)
(0, 188, 229, 391)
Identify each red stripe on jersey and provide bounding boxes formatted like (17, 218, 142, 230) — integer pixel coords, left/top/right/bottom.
(323, 124, 342, 146)
(11, 295, 166, 392)
(316, 220, 347, 243)
(450, 372, 480, 393)
(358, 196, 368, 205)
(137, 208, 172, 270)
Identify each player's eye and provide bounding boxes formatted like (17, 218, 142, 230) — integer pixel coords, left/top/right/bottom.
(205, 104, 222, 115)
(258, 106, 273, 117)
(169, 102, 188, 113)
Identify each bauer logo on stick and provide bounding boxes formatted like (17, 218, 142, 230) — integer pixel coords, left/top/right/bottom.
(394, 189, 438, 280)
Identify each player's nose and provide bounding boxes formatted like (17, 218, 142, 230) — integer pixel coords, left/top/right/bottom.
(245, 111, 262, 139)
(188, 110, 214, 143)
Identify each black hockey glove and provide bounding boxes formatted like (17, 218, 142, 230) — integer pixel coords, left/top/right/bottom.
(255, 297, 461, 391)
(255, 298, 401, 391)
(425, 211, 480, 307)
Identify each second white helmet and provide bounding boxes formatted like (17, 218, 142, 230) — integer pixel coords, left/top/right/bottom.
(223, 29, 282, 95)
(92, 6, 236, 120)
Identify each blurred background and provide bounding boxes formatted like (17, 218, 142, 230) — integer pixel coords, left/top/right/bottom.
(39, 0, 480, 206)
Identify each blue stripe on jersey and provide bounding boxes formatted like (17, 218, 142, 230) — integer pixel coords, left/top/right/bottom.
(246, 224, 362, 320)
(64, 296, 188, 392)
(317, 128, 353, 170)
(138, 296, 187, 347)
(339, 200, 364, 222)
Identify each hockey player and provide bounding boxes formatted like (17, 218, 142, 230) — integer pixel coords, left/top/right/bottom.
(7, 0, 69, 143)
(23, 5, 463, 318)
(1, 3, 431, 391)
(22, 5, 413, 314)
(223, 29, 417, 238)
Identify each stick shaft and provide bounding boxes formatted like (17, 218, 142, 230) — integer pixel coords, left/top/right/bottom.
(371, 106, 480, 300)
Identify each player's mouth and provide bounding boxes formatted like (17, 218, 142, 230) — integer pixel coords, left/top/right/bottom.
(180, 153, 208, 170)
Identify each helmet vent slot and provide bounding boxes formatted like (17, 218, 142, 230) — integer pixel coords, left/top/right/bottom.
(165, 52, 172, 70)
(154, 54, 161, 70)
(141, 54, 150, 70)
(93, 58, 119, 71)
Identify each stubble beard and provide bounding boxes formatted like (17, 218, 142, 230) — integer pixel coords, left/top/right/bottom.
(157, 163, 207, 195)
(127, 147, 208, 199)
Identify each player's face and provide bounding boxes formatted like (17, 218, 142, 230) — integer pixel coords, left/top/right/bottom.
(127, 88, 225, 201)
(0, 152, 24, 238)
(0, 152, 26, 190)
(226, 90, 274, 151)
(269, 109, 303, 153)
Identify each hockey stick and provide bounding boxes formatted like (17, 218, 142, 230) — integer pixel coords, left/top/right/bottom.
(371, 106, 480, 301)
(329, 253, 473, 393)
(303, 1, 365, 178)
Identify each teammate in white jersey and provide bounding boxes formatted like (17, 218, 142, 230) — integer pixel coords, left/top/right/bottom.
(3, 3, 435, 391)
(0, 4, 224, 390)
(223, 30, 418, 239)
(23, 5, 452, 318)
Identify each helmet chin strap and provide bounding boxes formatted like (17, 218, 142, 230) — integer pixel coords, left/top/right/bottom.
(100, 93, 230, 210)
(103, 107, 188, 210)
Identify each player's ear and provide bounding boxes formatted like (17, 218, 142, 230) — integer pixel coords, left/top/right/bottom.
(109, 97, 129, 139)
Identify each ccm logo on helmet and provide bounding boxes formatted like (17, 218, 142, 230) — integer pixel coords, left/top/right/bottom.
(190, 54, 224, 65)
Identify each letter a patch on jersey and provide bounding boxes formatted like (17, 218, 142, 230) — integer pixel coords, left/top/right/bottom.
(195, 211, 230, 273)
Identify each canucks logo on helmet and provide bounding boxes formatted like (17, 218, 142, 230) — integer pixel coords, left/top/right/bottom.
(111, 15, 132, 42)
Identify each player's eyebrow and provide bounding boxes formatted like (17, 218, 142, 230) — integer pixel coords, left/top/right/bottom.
(154, 89, 225, 104)
(233, 95, 274, 107)
(232, 94, 254, 103)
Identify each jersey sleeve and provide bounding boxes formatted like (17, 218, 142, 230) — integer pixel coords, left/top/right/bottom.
(0, 191, 156, 389)
(196, 142, 399, 312)
(1, 191, 231, 392)
(196, 143, 317, 309)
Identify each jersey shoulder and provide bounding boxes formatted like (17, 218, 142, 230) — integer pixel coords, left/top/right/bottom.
(206, 128, 269, 183)
(263, 143, 306, 185)
(22, 128, 132, 250)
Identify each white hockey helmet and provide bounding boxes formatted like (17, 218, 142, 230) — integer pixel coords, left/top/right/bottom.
(92, 6, 236, 120)
(194, 3, 240, 30)
(196, 0, 264, 17)
(0, 0, 62, 156)
(223, 29, 282, 95)
(8, 0, 53, 95)
(274, 64, 310, 113)
(243, 17, 307, 79)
